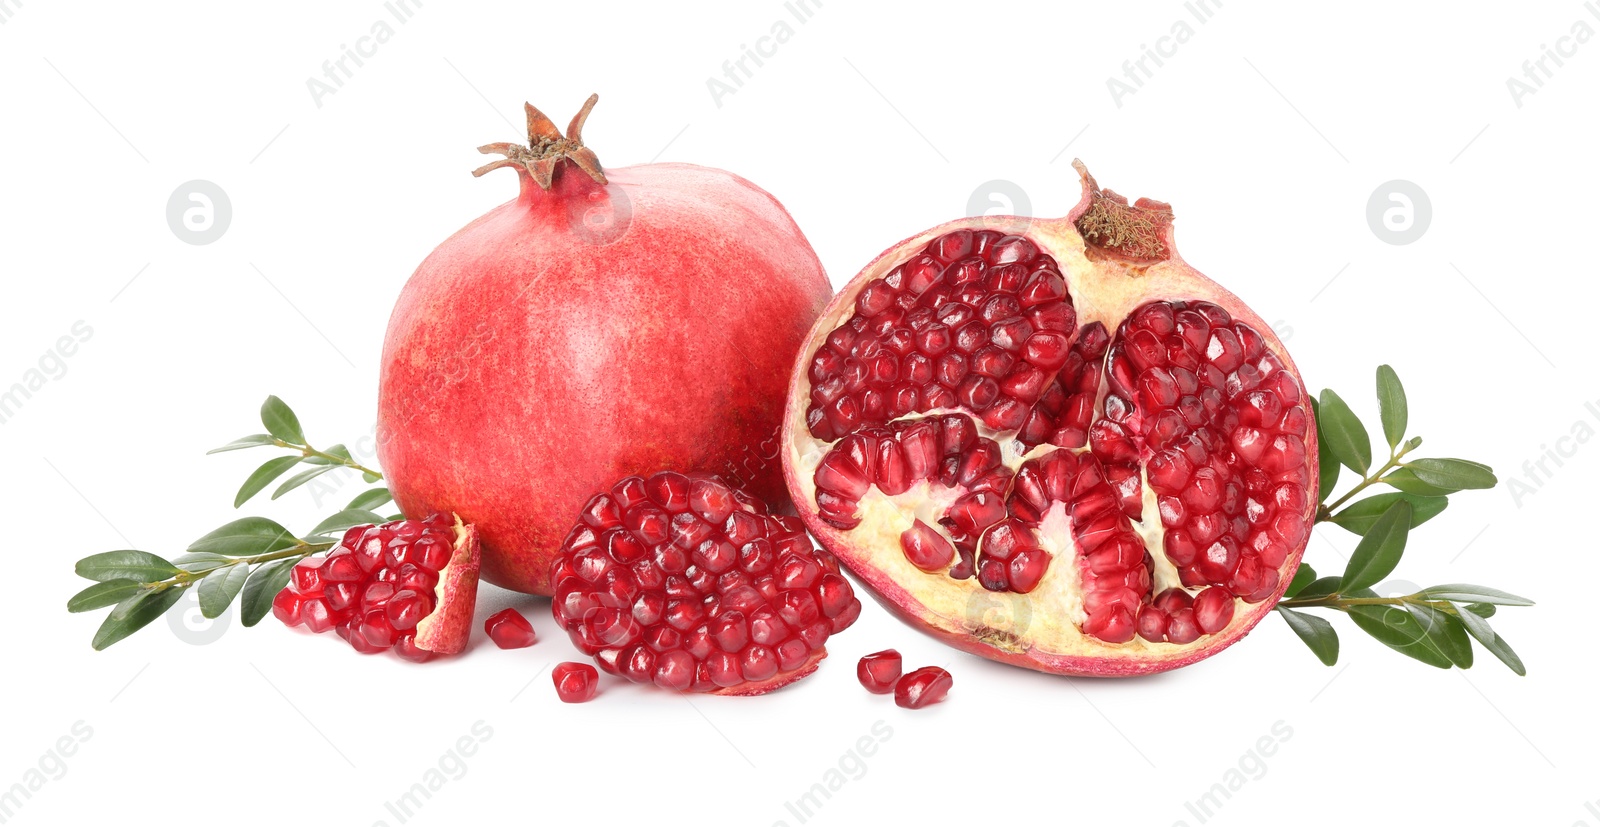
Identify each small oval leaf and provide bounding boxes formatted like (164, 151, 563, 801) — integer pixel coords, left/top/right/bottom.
(1384, 467, 1457, 496)
(1340, 501, 1412, 592)
(1455, 606, 1526, 676)
(1346, 604, 1451, 669)
(1294, 576, 1344, 601)
(1278, 607, 1339, 666)
(188, 517, 299, 557)
(1330, 493, 1447, 535)
(197, 564, 251, 619)
(235, 456, 303, 508)
(260, 396, 305, 444)
(75, 550, 180, 583)
(1407, 604, 1473, 668)
(1309, 397, 1340, 503)
(240, 558, 299, 627)
(1318, 389, 1372, 475)
(1403, 458, 1497, 491)
(1416, 584, 1533, 606)
(1283, 563, 1318, 598)
(68, 579, 144, 612)
(308, 509, 383, 539)
(1375, 365, 1407, 450)
(271, 464, 338, 500)
(92, 588, 185, 650)
(207, 434, 279, 454)
(347, 488, 393, 512)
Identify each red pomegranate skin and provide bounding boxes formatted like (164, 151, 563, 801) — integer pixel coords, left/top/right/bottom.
(380, 160, 830, 595)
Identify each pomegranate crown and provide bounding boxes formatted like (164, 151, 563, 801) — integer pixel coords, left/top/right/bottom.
(473, 94, 607, 190)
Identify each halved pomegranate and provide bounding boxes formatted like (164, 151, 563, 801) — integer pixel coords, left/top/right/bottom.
(550, 472, 862, 694)
(781, 162, 1316, 677)
(273, 514, 481, 661)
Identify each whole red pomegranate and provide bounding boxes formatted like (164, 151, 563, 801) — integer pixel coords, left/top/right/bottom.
(379, 96, 831, 595)
(781, 162, 1316, 677)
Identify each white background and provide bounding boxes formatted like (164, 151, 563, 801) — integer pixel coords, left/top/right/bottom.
(2, 1, 1595, 825)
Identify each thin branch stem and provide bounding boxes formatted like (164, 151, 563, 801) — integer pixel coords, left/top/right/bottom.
(1320, 440, 1418, 516)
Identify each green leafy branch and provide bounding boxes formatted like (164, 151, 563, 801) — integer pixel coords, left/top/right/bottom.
(209, 395, 391, 510)
(1277, 366, 1530, 674)
(69, 397, 397, 649)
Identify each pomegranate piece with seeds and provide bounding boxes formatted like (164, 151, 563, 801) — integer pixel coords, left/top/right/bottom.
(894, 667, 953, 709)
(550, 472, 863, 695)
(553, 662, 600, 703)
(857, 649, 903, 694)
(781, 162, 1317, 677)
(485, 608, 538, 649)
(273, 514, 481, 660)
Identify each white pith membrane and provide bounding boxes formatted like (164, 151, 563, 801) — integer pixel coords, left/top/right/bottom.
(414, 517, 481, 653)
(783, 166, 1317, 671)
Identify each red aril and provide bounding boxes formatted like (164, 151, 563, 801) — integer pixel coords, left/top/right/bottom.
(894, 666, 953, 709)
(857, 649, 903, 694)
(553, 662, 600, 703)
(781, 163, 1316, 677)
(378, 95, 831, 597)
(549, 471, 862, 694)
(485, 608, 538, 649)
(273, 514, 480, 660)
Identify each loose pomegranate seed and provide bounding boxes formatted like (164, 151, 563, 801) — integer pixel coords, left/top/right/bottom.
(485, 608, 538, 649)
(272, 514, 479, 659)
(553, 662, 600, 703)
(550, 472, 861, 694)
(894, 666, 953, 709)
(857, 649, 903, 694)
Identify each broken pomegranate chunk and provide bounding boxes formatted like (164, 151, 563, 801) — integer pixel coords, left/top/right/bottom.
(550, 472, 862, 695)
(273, 514, 481, 660)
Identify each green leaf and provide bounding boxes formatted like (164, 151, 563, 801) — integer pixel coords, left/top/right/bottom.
(1402, 458, 1497, 491)
(1455, 606, 1526, 676)
(207, 434, 279, 454)
(68, 579, 144, 612)
(239, 558, 298, 627)
(307, 509, 383, 539)
(1294, 576, 1344, 601)
(1383, 467, 1457, 496)
(1283, 563, 1318, 598)
(347, 488, 393, 512)
(1407, 604, 1473, 668)
(362, 471, 382, 485)
(1278, 607, 1339, 666)
(1309, 397, 1340, 502)
(75, 550, 180, 583)
(1329, 492, 1447, 535)
(188, 517, 299, 557)
(1466, 602, 1497, 618)
(197, 564, 250, 619)
(1346, 602, 1451, 669)
(1317, 389, 1372, 475)
(235, 456, 303, 508)
(92, 588, 184, 650)
(271, 464, 338, 500)
(1339, 501, 1412, 592)
(260, 396, 305, 444)
(1375, 365, 1408, 450)
(1416, 584, 1533, 606)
